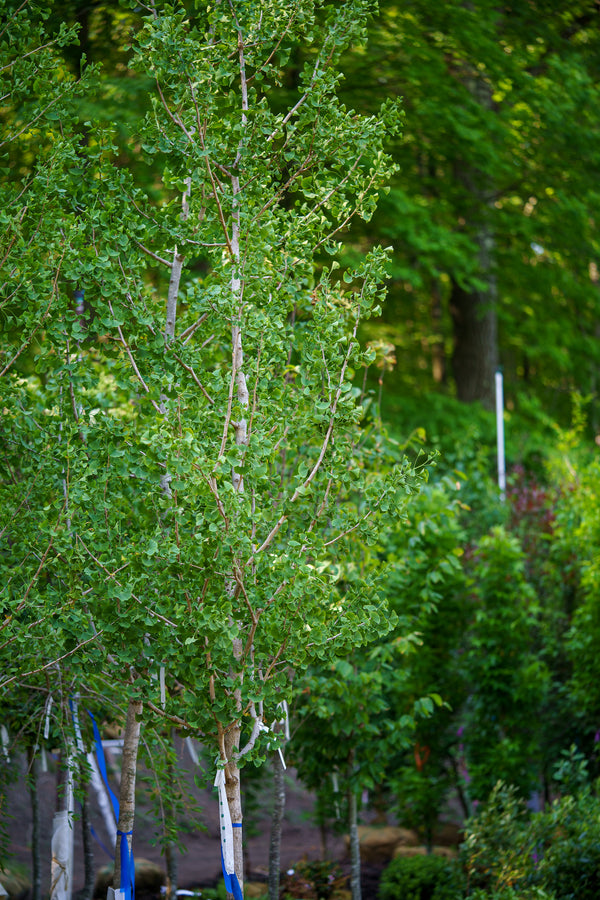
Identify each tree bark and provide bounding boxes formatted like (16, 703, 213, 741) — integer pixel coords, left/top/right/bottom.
(349, 790, 361, 900)
(164, 742, 178, 900)
(51, 745, 75, 900)
(431, 281, 447, 385)
(27, 747, 42, 900)
(450, 68, 499, 410)
(224, 721, 244, 898)
(112, 699, 142, 898)
(450, 259, 498, 410)
(268, 752, 286, 900)
(80, 783, 96, 900)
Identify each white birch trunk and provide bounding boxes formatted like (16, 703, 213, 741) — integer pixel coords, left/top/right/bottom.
(50, 742, 75, 900)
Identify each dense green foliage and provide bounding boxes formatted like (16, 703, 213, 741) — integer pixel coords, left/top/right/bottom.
(3, 0, 600, 895)
(378, 854, 458, 900)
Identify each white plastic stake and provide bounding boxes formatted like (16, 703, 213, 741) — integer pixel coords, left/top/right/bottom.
(71, 696, 85, 754)
(185, 737, 199, 767)
(0, 726, 9, 763)
(44, 694, 54, 741)
(160, 666, 166, 709)
(87, 750, 117, 840)
(214, 768, 235, 877)
(278, 700, 290, 741)
(495, 369, 506, 502)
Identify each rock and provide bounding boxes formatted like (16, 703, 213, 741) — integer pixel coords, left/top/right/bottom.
(392, 845, 427, 858)
(244, 882, 267, 898)
(432, 822, 463, 847)
(94, 858, 166, 899)
(0, 867, 31, 900)
(393, 844, 457, 859)
(345, 826, 420, 864)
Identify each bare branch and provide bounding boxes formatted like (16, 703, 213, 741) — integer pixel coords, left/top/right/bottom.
(109, 300, 163, 413)
(0, 633, 102, 691)
(173, 354, 214, 404)
(179, 312, 208, 343)
(136, 241, 171, 268)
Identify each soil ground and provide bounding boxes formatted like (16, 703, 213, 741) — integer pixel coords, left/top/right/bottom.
(2, 742, 380, 899)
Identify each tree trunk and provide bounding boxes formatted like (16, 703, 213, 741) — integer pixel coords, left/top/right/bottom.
(111, 699, 142, 900)
(431, 281, 447, 385)
(51, 744, 75, 900)
(80, 782, 96, 900)
(450, 259, 498, 410)
(268, 752, 286, 900)
(164, 742, 178, 900)
(224, 723, 244, 900)
(165, 842, 178, 900)
(348, 791, 361, 900)
(450, 68, 498, 410)
(27, 747, 42, 900)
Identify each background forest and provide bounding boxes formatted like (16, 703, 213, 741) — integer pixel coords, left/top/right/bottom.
(3, 2, 600, 900)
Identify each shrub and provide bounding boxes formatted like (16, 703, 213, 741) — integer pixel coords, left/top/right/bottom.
(378, 854, 460, 900)
(459, 764, 600, 900)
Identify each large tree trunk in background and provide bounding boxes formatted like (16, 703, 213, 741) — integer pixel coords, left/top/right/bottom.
(450, 253, 498, 410)
(111, 699, 142, 899)
(450, 64, 499, 411)
(431, 281, 447, 385)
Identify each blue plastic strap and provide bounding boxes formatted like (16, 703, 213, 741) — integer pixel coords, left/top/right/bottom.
(86, 710, 120, 820)
(221, 826, 243, 900)
(88, 711, 135, 899)
(230, 874, 243, 900)
(117, 829, 134, 900)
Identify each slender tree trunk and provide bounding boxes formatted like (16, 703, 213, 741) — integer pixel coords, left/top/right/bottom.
(164, 741, 178, 900)
(112, 699, 142, 898)
(319, 819, 328, 861)
(165, 843, 178, 900)
(348, 790, 361, 900)
(51, 744, 75, 900)
(224, 720, 244, 899)
(80, 782, 95, 900)
(27, 747, 42, 900)
(268, 752, 286, 900)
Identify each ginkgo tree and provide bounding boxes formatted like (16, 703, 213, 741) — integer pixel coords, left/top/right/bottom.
(1, 1, 426, 895)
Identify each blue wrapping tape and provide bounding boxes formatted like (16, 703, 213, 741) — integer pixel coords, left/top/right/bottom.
(221, 824, 243, 900)
(117, 829, 135, 900)
(87, 710, 135, 900)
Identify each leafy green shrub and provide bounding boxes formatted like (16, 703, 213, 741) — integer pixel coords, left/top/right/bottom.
(529, 789, 600, 899)
(378, 854, 459, 900)
(282, 860, 347, 900)
(460, 782, 532, 894)
(468, 889, 555, 899)
(459, 765, 600, 900)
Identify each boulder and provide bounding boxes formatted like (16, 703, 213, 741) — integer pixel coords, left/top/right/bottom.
(0, 868, 31, 900)
(345, 826, 420, 864)
(244, 882, 267, 898)
(393, 844, 457, 859)
(94, 858, 166, 900)
(432, 822, 463, 847)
